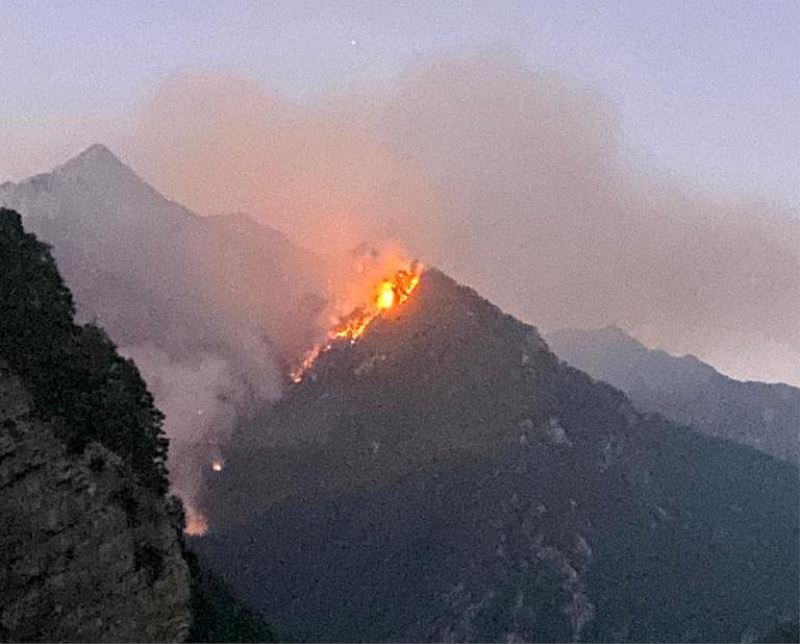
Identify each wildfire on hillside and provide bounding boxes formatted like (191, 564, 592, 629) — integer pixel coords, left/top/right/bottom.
(290, 259, 423, 383)
(184, 253, 423, 537)
(181, 459, 224, 536)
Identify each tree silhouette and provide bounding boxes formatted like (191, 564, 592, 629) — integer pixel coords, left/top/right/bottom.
(0, 208, 169, 494)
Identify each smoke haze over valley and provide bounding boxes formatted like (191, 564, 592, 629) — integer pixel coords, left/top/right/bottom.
(0, 146, 324, 518)
(2, 3, 799, 388)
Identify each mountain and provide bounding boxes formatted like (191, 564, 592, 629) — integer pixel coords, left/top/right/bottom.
(0, 144, 322, 354)
(0, 364, 191, 642)
(0, 145, 325, 505)
(546, 326, 799, 463)
(0, 208, 190, 641)
(199, 270, 799, 642)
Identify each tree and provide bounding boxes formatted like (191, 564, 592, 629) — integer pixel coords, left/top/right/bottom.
(0, 208, 169, 494)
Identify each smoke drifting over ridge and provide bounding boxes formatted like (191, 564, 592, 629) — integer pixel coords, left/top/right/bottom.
(127, 52, 800, 386)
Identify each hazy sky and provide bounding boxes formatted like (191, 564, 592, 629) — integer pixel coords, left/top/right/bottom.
(1, 1, 798, 386)
(1, 1, 798, 205)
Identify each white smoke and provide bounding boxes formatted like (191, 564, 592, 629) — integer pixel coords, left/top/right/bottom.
(122, 332, 280, 520)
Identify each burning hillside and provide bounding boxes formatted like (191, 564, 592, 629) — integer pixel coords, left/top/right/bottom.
(290, 258, 423, 383)
(201, 269, 800, 644)
(184, 248, 422, 538)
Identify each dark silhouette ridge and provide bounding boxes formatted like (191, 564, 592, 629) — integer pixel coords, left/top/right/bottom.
(201, 270, 799, 642)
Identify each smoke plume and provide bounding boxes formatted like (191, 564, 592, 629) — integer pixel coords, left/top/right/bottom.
(126, 52, 800, 386)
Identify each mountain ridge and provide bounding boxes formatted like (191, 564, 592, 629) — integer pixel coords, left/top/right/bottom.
(0, 145, 326, 508)
(0, 208, 191, 641)
(547, 325, 800, 462)
(201, 269, 799, 642)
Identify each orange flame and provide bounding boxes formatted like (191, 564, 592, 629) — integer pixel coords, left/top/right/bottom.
(184, 506, 208, 536)
(290, 261, 423, 383)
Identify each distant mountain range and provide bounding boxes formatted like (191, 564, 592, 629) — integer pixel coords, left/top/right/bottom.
(547, 326, 799, 463)
(200, 270, 799, 642)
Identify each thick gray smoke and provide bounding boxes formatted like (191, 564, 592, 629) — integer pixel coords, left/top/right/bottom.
(125, 52, 799, 386)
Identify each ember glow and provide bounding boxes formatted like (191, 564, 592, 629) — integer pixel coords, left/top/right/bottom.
(184, 506, 208, 536)
(291, 261, 423, 383)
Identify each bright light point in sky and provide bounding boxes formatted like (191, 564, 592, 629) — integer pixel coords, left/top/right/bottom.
(350, 39, 357, 46)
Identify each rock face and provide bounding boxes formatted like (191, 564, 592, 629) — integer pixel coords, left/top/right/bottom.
(0, 364, 191, 642)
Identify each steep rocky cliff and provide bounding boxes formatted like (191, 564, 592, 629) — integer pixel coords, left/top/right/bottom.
(0, 363, 191, 642)
(1, 207, 191, 641)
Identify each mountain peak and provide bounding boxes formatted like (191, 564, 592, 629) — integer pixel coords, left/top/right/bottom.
(58, 143, 129, 175)
(79, 142, 116, 160)
(0, 143, 196, 232)
(206, 268, 799, 643)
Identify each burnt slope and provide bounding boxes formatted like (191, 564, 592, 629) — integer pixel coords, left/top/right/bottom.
(202, 270, 799, 642)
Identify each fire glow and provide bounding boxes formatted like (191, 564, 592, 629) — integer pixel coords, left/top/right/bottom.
(185, 506, 208, 537)
(290, 261, 423, 383)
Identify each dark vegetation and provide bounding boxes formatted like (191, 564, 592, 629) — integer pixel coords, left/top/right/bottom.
(0, 208, 168, 493)
(203, 269, 799, 642)
(185, 549, 279, 643)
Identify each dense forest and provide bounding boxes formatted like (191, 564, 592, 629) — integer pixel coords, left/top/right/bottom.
(0, 207, 168, 493)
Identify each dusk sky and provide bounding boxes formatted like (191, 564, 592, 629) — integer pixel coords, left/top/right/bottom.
(2, 6, 800, 641)
(1, 1, 798, 387)
(2, 0, 798, 205)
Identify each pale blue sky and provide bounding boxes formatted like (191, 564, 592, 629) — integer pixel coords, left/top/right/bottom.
(1, 0, 798, 205)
